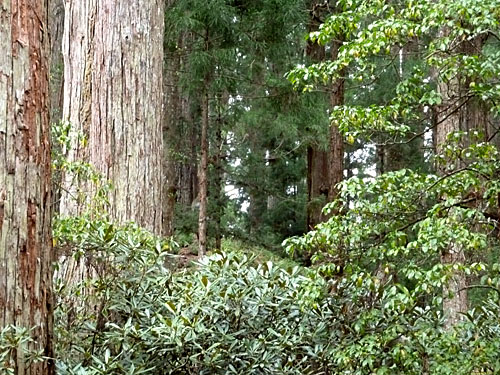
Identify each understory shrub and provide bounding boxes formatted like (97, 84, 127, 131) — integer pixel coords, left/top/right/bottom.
(53, 216, 500, 375)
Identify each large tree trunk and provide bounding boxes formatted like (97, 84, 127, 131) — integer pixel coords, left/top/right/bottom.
(0, 2, 54, 374)
(305, 1, 328, 230)
(435, 33, 487, 328)
(307, 147, 329, 228)
(306, 1, 344, 228)
(60, 0, 164, 234)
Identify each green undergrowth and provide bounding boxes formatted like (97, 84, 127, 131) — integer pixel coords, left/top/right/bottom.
(220, 238, 299, 270)
(168, 232, 300, 270)
(51, 215, 500, 375)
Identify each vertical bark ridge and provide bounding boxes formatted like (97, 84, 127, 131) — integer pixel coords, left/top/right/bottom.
(60, 0, 164, 234)
(0, 2, 54, 374)
(306, 1, 345, 228)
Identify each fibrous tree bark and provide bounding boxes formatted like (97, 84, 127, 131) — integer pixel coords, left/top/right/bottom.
(0, 1, 54, 373)
(327, 34, 345, 210)
(305, 0, 328, 229)
(435, 68, 469, 329)
(306, 1, 344, 229)
(435, 32, 487, 328)
(60, 0, 164, 234)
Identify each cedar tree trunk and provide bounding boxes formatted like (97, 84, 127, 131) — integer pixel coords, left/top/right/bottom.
(0, 2, 54, 373)
(435, 32, 487, 328)
(60, 0, 164, 234)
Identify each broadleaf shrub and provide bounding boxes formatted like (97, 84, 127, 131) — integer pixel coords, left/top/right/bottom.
(54, 216, 500, 374)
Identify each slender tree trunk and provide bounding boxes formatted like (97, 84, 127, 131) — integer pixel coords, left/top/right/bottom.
(0, 2, 54, 374)
(60, 0, 164, 234)
(383, 43, 425, 173)
(49, 0, 64, 122)
(177, 94, 199, 207)
(48, 0, 65, 215)
(198, 84, 209, 256)
(214, 97, 225, 251)
(163, 38, 182, 237)
(248, 136, 266, 234)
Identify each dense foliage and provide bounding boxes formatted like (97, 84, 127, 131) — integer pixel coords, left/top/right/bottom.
(6, 0, 500, 374)
(48, 216, 499, 374)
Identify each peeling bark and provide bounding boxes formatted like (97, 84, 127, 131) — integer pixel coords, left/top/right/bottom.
(0, 1, 54, 374)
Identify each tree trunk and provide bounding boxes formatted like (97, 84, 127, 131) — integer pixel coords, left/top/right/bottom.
(48, 0, 65, 215)
(177, 93, 199, 207)
(60, 0, 164, 234)
(307, 146, 329, 228)
(305, 0, 328, 229)
(435, 33, 487, 328)
(435, 49, 467, 330)
(0, 2, 54, 373)
(382, 42, 425, 173)
(435, 74, 469, 328)
(198, 84, 209, 256)
(248, 137, 266, 234)
(48, 0, 64, 122)
(163, 38, 182, 237)
(328, 36, 345, 210)
(214, 97, 225, 251)
(306, 1, 344, 228)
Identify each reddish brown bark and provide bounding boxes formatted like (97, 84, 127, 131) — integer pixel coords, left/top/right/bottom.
(306, 1, 344, 228)
(0, 1, 54, 374)
(48, 0, 65, 215)
(307, 147, 329, 228)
